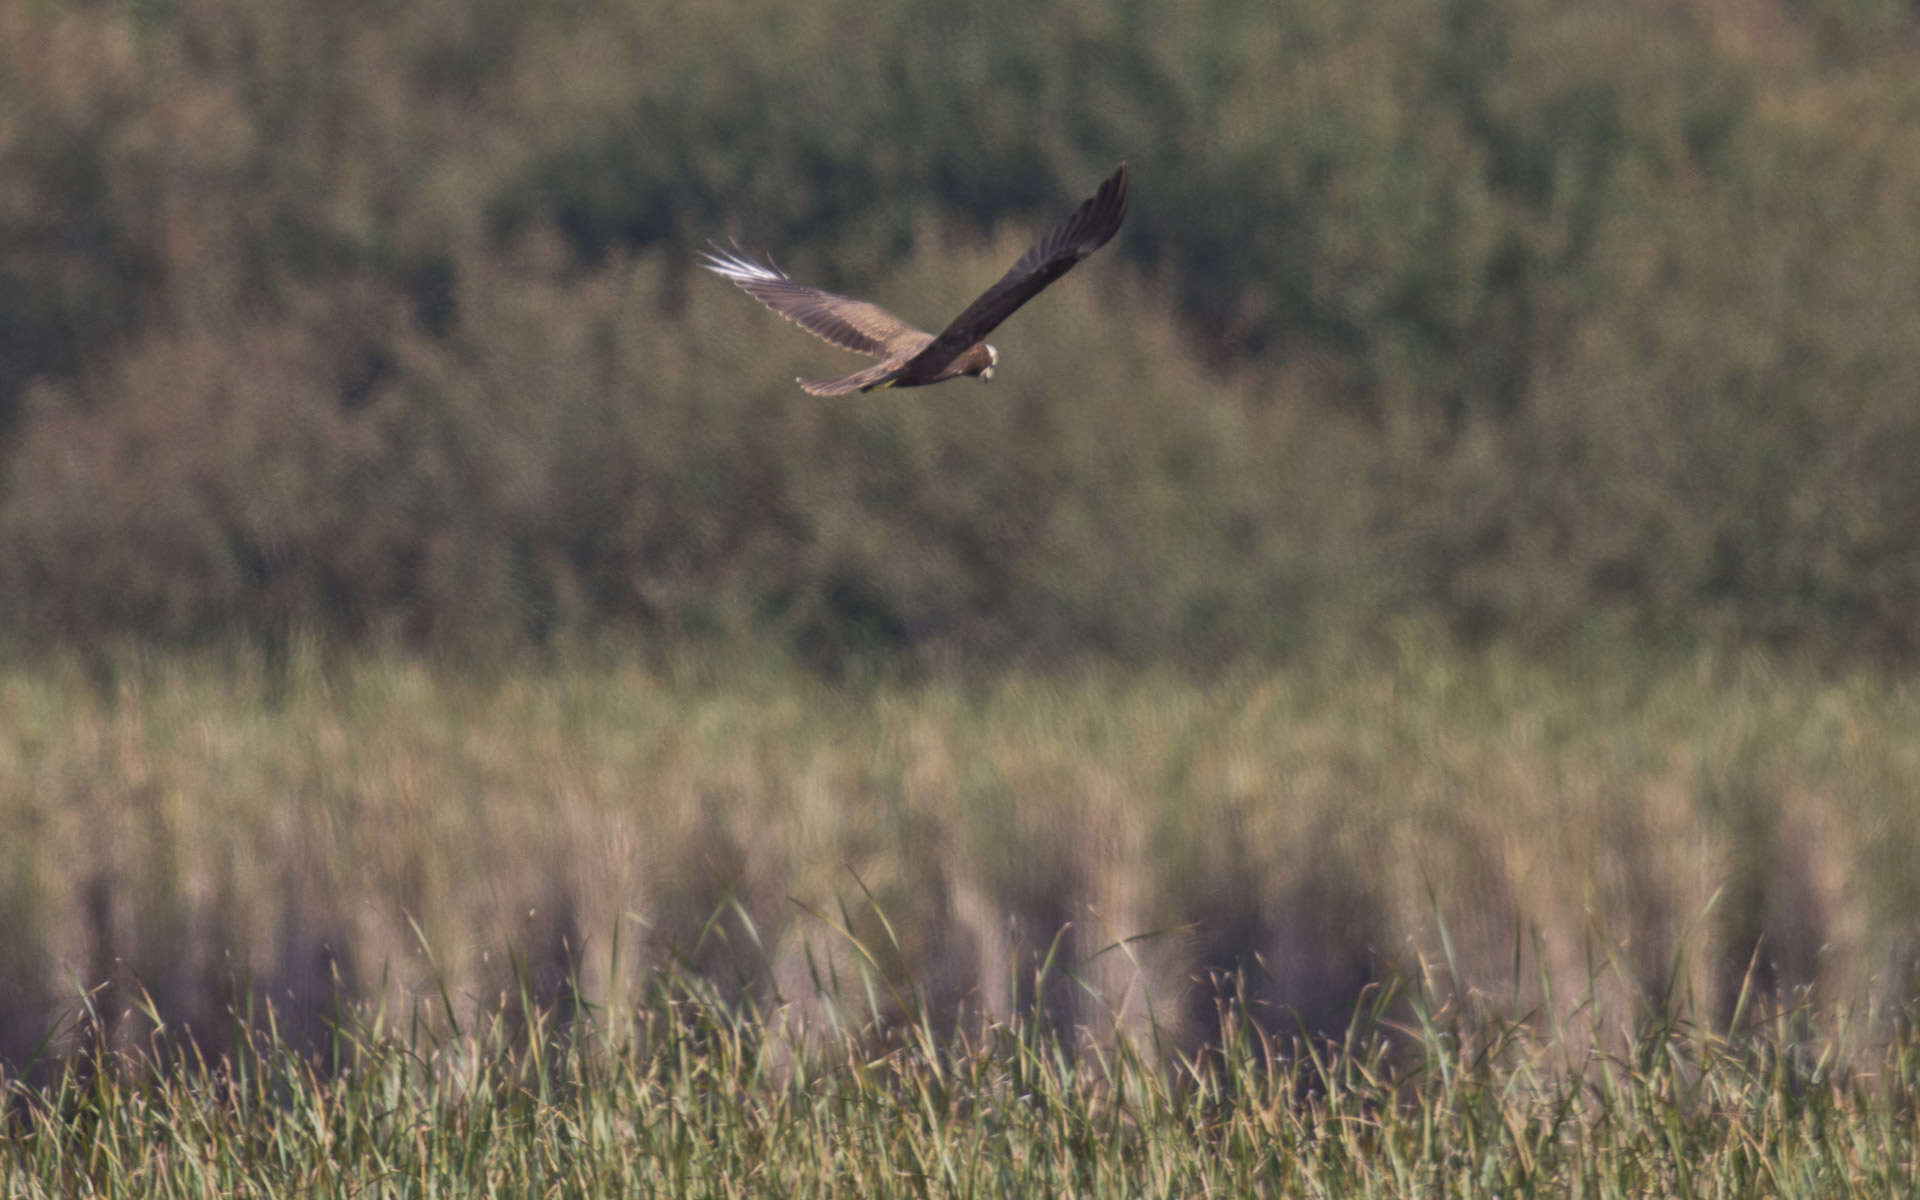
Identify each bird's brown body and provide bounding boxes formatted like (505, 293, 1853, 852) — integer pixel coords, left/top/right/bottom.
(703, 164, 1128, 395)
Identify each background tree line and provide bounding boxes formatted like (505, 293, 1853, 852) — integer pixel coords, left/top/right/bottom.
(3, 0, 1918, 668)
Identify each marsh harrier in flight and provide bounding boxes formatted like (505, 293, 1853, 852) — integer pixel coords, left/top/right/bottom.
(702, 163, 1128, 395)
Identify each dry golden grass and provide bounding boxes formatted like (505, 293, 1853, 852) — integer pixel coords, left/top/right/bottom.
(3, 635, 1918, 1073)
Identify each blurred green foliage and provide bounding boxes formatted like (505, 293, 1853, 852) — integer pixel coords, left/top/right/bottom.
(1, 0, 1917, 664)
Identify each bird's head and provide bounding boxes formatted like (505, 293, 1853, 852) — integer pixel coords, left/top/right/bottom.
(981, 344, 998, 382)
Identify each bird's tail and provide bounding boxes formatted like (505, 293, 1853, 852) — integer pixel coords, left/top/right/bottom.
(798, 361, 903, 396)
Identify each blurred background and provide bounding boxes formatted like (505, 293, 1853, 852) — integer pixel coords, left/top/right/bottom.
(3, 0, 1919, 1069)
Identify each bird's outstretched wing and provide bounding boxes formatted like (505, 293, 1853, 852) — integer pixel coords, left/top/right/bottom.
(893, 163, 1128, 384)
(699, 249, 930, 360)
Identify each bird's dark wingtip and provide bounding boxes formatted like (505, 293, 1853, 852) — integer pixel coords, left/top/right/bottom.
(1090, 162, 1129, 242)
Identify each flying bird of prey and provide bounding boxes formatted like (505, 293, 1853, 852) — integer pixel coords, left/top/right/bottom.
(702, 163, 1128, 396)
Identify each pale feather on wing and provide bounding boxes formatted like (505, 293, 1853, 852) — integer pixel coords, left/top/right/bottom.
(699, 249, 928, 360)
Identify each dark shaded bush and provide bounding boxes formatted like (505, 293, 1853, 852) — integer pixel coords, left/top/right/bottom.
(1, 0, 1918, 664)
(0, 230, 1329, 665)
